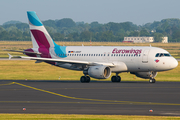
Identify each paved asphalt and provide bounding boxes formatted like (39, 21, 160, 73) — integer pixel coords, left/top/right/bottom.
(0, 80, 180, 116)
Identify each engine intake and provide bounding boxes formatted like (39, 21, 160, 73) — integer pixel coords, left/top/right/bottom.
(88, 66, 111, 79)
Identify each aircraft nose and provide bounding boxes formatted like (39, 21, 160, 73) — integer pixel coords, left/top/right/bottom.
(171, 58, 178, 69)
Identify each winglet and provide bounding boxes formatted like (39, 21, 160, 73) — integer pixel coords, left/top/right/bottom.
(8, 53, 13, 60)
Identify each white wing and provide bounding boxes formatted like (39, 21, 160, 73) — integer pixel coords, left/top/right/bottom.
(8, 54, 115, 67)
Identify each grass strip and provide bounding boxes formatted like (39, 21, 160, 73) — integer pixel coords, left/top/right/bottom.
(0, 60, 179, 81)
(0, 114, 180, 120)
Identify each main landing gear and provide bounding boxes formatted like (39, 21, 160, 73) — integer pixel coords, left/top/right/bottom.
(111, 73, 121, 82)
(149, 78, 156, 83)
(80, 76, 90, 83)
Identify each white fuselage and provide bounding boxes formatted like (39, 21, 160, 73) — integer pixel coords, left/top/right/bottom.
(49, 46, 178, 73)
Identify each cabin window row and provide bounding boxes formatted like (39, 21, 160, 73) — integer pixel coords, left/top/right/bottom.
(57, 54, 141, 57)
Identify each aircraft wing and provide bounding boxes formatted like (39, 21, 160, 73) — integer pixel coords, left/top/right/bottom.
(8, 54, 115, 67)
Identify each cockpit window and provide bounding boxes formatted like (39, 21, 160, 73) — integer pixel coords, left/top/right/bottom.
(159, 53, 164, 57)
(155, 53, 159, 57)
(155, 53, 171, 57)
(164, 53, 171, 57)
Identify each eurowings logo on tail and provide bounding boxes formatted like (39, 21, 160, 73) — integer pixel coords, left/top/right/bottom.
(27, 11, 67, 58)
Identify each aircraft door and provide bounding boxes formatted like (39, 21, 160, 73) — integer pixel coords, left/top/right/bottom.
(103, 52, 110, 62)
(142, 50, 149, 63)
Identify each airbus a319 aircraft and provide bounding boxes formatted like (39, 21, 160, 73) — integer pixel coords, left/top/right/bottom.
(8, 11, 178, 83)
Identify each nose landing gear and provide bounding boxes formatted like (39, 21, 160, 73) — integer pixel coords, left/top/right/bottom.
(149, 78, 156, 83)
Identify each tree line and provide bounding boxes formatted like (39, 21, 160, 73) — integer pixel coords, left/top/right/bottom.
(1, 18, 180, 42)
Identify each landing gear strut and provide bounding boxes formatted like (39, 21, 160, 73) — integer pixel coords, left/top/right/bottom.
(111, 73, 121, 82)
(149, 78, 156, 83)
(80, 76, 90, 83)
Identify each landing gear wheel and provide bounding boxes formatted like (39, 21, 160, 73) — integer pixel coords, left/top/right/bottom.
(111, 76, 121, 82)
(117, 76, 121, 82)
(80, 76, 86, 83)
(86, 76, 90, 83)
(80, 76, 91, 83)
(111, 76, 116, 82)
(149, 78, 156, 83)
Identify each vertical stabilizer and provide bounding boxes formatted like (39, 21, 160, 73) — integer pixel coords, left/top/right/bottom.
(27, 11, 67, 58)
(27, 11, 54, 49)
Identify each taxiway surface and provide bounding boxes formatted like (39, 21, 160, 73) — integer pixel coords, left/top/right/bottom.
(0, 80, 180, 116)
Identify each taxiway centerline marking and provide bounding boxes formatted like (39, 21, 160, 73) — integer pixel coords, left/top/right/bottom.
(13, 82, 180, 106)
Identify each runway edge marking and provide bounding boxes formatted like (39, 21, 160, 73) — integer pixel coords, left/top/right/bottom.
(13, 82, 180, 106)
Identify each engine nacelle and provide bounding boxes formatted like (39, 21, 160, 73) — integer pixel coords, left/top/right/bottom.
(88, 66, 111, 79)
(130, 71, 158, 79)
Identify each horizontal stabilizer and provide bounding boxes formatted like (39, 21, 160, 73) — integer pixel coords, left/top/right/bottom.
(4, 49, 41, 55)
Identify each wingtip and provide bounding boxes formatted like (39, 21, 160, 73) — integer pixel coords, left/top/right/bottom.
(7, 53, 13, 60)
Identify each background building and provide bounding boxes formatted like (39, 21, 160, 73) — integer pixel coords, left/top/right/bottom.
(123, 37, 154, 43)
(123, 37, 168, 43)
(162, 37, 168, 43)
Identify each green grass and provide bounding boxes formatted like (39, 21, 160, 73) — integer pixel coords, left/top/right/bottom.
(0, 60, 179, 81)
(0, 114, 180, 120)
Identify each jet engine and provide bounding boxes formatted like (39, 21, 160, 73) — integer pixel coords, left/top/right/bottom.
(130, 71, 157, 79)
(87, 66, 111, 79)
